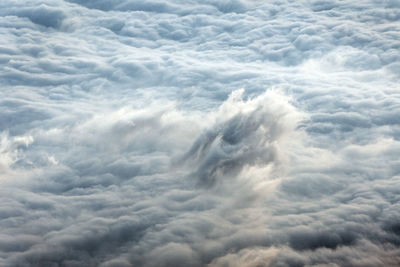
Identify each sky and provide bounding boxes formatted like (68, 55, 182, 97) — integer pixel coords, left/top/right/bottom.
(0, 0, 400, 266)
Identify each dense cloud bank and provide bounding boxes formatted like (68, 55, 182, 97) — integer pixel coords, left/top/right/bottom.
(1, 0, 400, 266)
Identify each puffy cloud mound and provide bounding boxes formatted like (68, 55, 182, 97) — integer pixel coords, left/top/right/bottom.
(0, 89, 302, 266)
(1, 0, 400, 266)
(183, 89, 300, 188)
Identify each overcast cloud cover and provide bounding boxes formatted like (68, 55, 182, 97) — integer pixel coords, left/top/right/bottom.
(1, 0, 400, 266)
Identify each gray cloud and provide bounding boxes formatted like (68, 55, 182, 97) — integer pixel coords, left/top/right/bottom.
(1, 0, 399, 266)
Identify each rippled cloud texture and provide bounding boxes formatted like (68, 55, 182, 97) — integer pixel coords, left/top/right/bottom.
(1, 0, 400, 266)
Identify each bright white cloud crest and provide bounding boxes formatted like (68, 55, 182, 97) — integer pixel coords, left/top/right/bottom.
(0, 0, 399, 266)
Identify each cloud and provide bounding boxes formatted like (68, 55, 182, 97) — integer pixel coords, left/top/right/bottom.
(183, 89, 301, 188)
(0, 0, 399, 266)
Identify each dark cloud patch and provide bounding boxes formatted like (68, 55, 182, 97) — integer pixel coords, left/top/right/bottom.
(66, 0, 248, 14)
(288, 227, 356, 250)
(65, 0, 176, 13)
(20, 5, 66, 28)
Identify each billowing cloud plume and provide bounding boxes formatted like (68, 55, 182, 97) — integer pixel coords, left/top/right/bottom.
(1, 0, 399, 266)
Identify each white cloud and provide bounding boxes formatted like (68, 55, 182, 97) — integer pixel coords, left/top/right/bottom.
(1, 0, 399, 266)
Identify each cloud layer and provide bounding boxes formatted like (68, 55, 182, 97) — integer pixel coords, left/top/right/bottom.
(1, 0, 399, 266)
